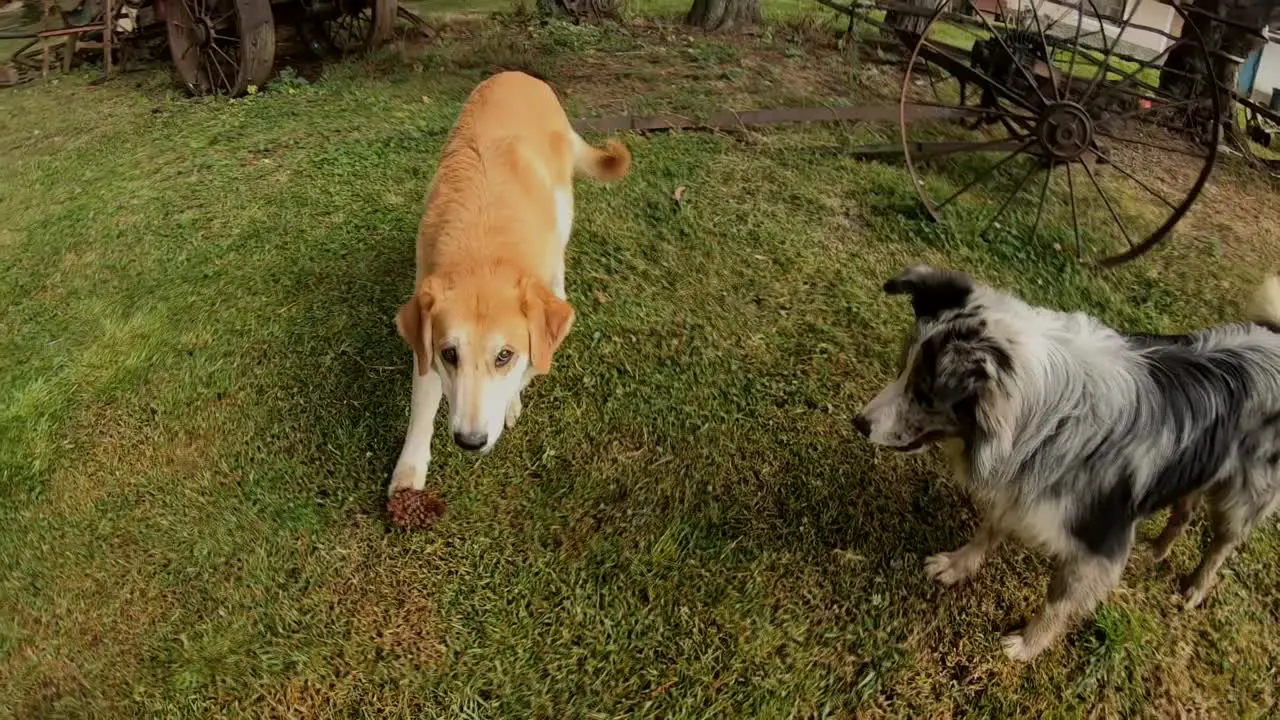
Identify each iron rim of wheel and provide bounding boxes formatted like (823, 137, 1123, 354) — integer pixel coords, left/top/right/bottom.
(298, 0, 395, 57)
(898, 0, 1220, 268)
(166, 0, 275, 97)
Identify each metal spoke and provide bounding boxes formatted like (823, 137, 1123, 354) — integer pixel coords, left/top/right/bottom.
(936, 137, 1036, 210)
(205, 48, 231, 93)
(1079, 158, 1134, 249)
(212, 34, 241, 44)
(1094, 129, 1208, 159)
(1089, 147, 1178, 210)
(1081, 0, 1141, 103)
(1030, 160, 1053, 244)
(1066, 160, 1082, 258)
(1027, 3, 1061, 102)
(211, 41, 239, 73)
(977, 160, 1042, 240)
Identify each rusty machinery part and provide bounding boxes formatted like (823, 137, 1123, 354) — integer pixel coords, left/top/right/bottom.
(164, 0, 274, 96)
(295, 0, 394, 58)
(897, 0, 1219, 268)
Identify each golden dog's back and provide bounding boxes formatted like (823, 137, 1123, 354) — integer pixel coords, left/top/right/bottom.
(416, 72, 627, 283)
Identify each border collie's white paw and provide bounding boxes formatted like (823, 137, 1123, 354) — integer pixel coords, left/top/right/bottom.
(924, 552, 975, 586)
(1000, 633, 1037, 662)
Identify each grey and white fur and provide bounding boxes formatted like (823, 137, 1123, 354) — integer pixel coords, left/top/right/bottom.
(854, 265, 1280, 661)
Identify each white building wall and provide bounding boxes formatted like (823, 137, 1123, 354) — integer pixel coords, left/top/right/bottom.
(1037, 0, 1177, 57)
(1256, 40, 1280, 101)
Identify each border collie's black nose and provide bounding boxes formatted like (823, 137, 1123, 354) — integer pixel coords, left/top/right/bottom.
(853, 415, 871, 437)
(453, 431, 488, 451)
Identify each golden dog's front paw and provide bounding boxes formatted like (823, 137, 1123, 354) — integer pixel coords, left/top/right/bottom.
(388, 464, 426, 497)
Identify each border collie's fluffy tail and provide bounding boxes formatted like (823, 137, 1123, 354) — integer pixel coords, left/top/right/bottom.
(572, 134, 631, 183)
(1247, 275, 1280, 329)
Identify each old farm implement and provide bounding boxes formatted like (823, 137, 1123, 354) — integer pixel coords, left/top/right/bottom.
(824, 0, 1280, 265)
(1, 0, 399, 95)
(576, 0, 1280, 267)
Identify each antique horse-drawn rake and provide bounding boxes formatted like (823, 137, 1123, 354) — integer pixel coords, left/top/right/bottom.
(856, 0, 1280, 267)
(827, 0, 1244, 267)
(585, 0, 1276, 267)
(1, 0, 397, 95)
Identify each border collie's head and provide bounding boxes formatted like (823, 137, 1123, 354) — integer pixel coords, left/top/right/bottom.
(854, 265, 1012, 452)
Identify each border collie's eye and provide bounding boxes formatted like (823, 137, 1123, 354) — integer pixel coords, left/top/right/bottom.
(441, 347, 458, 366)
(495, 348, 514, 367)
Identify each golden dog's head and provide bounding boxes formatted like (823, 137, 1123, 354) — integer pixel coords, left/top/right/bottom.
(397, 271, 574, 453)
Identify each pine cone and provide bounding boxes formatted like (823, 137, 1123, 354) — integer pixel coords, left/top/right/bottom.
(387, 489, 447, 530)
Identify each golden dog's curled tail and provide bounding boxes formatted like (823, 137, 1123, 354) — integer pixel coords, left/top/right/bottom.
(1247, 275, 1280, 328)
(572, 134, 631, 183)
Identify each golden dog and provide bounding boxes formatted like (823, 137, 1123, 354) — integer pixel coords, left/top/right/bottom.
(389, 71, 630, 496)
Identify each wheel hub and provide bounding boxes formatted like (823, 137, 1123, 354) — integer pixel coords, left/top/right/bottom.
(193, 17, 211, 46)
(1037, 102, 1094, 161)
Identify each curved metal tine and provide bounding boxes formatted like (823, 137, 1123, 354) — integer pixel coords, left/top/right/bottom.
(971, 0, 1051, 108)
(1086, 39, 1185, 110)
(977, 159, 1042, 240)
(1066, 160, 1082, 258)
(920, 56, 946, 105)
(1026, 2, 1062, 102)
(1030, 160, 1054, 243)
(1089, 147, 1177, 210)
(1079, 158, 1134, 249)
(1098, 96, 1202, 130)
(1094, 129, 1208, 159)
(919, 39, 1041, 115)
(1081, 0, 1141, 103)
(937, 137, 1037, 211)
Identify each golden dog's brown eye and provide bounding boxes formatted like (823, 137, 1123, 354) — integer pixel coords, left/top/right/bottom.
(441, 347, 458, 366)
(495, 348, 514, 367)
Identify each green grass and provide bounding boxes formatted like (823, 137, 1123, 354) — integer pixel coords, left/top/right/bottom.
(3, 11, 1280, 719)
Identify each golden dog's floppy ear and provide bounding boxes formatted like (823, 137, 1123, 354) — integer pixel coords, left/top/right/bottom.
(522, 279, 575, 374)
(396, 284, 435, 377)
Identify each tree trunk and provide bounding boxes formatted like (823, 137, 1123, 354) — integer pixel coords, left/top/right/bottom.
(1159, 0, 1279, 142)
(537, 0, 623, 22)
(685, 0, 761, 32)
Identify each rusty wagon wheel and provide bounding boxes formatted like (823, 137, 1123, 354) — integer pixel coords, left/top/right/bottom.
(165, 0, 275, 96)
(898, 0, 1220, 268)
(297, 0, 395, 57)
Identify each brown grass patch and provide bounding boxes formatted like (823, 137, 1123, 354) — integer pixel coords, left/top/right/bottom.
(45, 398, 224, 517)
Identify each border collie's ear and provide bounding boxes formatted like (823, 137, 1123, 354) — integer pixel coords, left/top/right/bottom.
(884, 264, 973, 321)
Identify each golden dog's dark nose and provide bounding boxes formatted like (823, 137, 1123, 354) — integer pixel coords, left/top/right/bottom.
(853, 415, 871, 437)
(454, 431, 488, 451)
